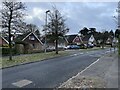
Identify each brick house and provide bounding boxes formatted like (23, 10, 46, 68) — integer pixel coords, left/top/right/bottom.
(65, 34, 83, 45)
(82, 34, 96, 45)
(15, 32, 44, 53)
(0, 36, 9, 47)
(106, 36, 114, 45)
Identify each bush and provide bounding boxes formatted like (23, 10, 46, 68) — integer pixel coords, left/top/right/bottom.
(2, 44, 9, 47)
(2, 47, 9, 55)
(2, 47, 16, 56)
(14, 44, 24, 54)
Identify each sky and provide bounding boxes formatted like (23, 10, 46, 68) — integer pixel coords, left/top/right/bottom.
(24, 2, 118, 35)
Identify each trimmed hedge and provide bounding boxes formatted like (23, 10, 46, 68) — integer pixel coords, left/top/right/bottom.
(2, 47, 16, 55)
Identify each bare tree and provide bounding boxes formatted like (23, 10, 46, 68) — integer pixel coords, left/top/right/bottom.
(26, 24, 39, 32)
(45, 8, 69, 54)
(26, 23, 41, 37)
(1, 1, 26, 60)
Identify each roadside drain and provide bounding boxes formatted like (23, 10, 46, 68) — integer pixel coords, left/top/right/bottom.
(12, 79, 32, 87)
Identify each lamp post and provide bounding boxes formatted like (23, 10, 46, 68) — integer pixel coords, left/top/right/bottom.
(44, 10, 50, 53)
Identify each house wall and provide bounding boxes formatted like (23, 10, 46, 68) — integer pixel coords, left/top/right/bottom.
(0, 37, 7, 46)
(23, 34, 43, 52)
(106, 38, 112, 44)
(73, 36, 83, 45)
(47, 43, 55, 48)
(30, 43, 43, 52)
(0, 37, 2, 46)
(88, 35, 96, 45)
(83, 41, 88, 44)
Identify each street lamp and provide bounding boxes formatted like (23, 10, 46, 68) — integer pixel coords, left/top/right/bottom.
(44, 10, 50, 53)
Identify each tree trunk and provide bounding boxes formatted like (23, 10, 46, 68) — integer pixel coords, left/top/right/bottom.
(8, 32, 12, 60)
(55, 39, 58, 54)
(102, 44, 104, 49)
(55, 10, 58, 54)
(8, 10, 13, 60)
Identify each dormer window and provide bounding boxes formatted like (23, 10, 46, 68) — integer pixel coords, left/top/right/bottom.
(29, 36, 35, 40)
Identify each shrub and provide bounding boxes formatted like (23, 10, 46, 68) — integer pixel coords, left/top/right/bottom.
(2, 47, 16, 56)
(2, 47, 9, 55)
(2, 44, 9, 48)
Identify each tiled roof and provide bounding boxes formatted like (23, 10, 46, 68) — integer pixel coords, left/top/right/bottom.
(82, 35, 91, 42)
(41, 36, 67, 44)
(65, 34, 77, 43)
(14, 32, 31, 42)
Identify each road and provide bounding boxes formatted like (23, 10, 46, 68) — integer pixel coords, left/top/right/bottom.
(2, 48, 112, 88)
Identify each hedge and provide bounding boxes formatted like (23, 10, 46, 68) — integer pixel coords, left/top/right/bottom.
(2, 47, 16, 55)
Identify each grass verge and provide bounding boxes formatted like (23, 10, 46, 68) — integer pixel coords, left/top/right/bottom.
(1, 51, 69, 69)
(79, 47, 103, 52)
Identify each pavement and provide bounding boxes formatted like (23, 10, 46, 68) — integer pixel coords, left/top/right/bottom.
(2, 48, 114, 88)
(59, 52, 118, 89)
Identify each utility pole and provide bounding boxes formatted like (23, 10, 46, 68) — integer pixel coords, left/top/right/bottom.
(44, 10, 50, 53)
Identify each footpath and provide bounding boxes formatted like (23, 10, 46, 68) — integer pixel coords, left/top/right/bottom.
(59, 52, 118, 89)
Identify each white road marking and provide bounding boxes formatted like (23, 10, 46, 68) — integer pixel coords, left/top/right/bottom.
(74, 54, 77, 56)
(79, 53, 83, 54)
(70, 54, 78, 56)
(78, 58, 100, 74)
(89, 55, 95, 57)
(89, 54, 102, 57)
(60, 57, 101, 87)
(12, 79, 32, 87)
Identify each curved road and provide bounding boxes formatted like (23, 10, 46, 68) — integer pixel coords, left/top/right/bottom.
(2, 48, 111, 88)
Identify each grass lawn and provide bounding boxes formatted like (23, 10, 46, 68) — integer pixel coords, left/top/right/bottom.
(1, 51, 69, 68)
(1, 47, 103, 69)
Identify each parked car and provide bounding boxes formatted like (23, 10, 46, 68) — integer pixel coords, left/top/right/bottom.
(71, 45, 80, 49)
(79, 44, 87, 49)
(64, 46, 70, 49)
(58, 46, 65, 50)
(87, 44, 94, 48)
(65, 45, 80, 49)
(47, 46, 55, 51)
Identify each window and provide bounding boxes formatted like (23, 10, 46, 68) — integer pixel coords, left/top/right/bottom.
(29, 36, 35, 40)
(32, 44, 35, 48)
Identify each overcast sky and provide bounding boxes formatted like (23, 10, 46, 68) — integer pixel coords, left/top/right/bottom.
(24, 2, 118, 34)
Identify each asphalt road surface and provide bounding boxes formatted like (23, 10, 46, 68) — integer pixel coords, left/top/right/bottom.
(2, 48, 112, 88)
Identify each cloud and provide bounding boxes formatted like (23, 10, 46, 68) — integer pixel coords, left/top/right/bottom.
(19, 0, 119, 2)
(24, 6, 46, 26)
(33, 7, 45, 21)
(25, 15, 33, 22)
(24, 2, 118, 34)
